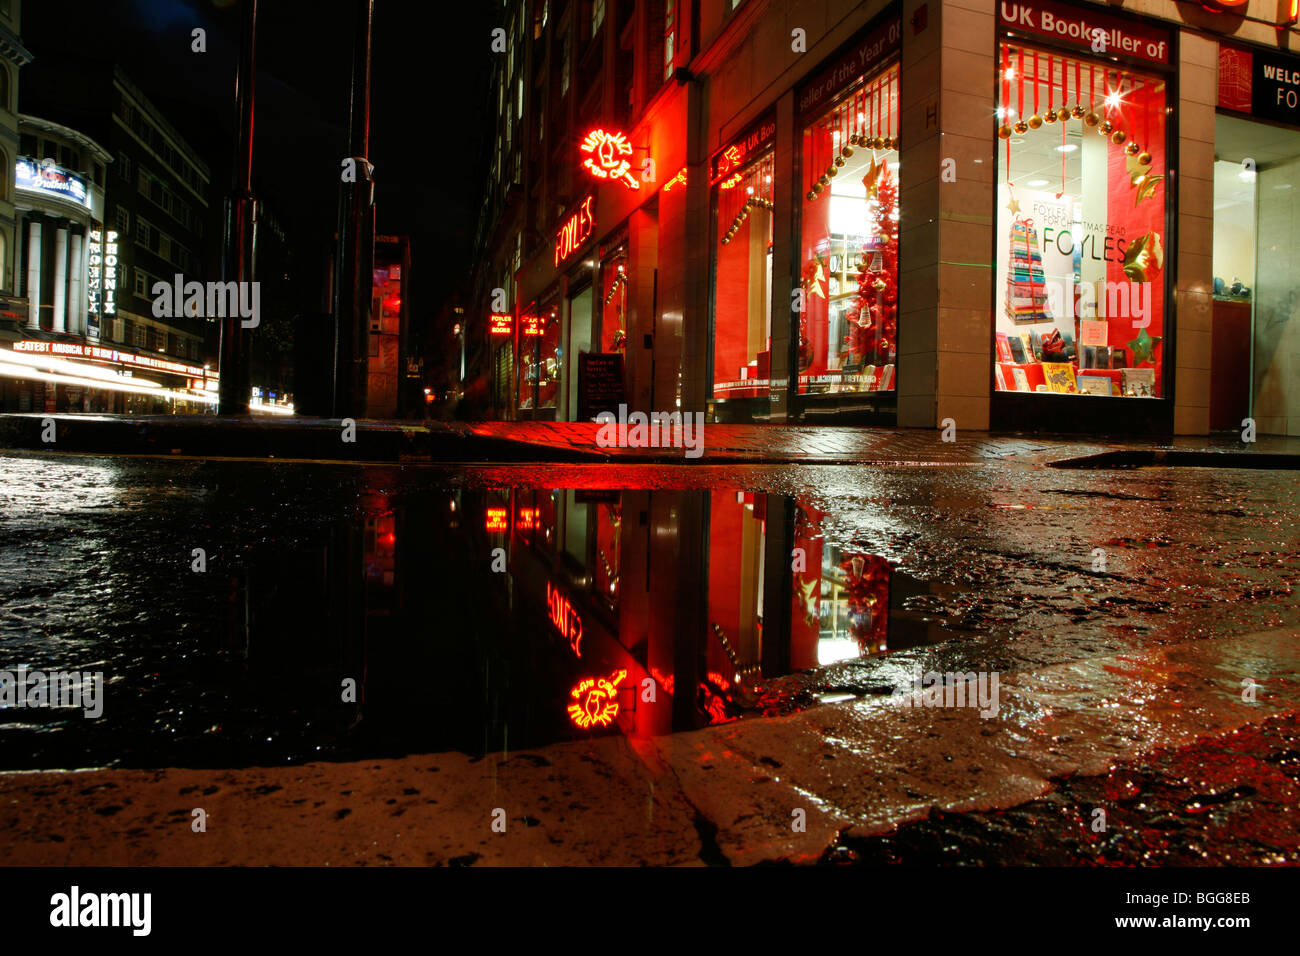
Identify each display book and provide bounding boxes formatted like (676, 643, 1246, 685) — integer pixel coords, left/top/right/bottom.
(994, 216, 1149, 397)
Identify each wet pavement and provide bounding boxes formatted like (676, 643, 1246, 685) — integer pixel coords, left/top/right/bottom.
(0, 443, 1297, 864)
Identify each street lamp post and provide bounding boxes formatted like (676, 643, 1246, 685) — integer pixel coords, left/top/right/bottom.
(332, 0, 376, 419)
(218, 0, 258, 416)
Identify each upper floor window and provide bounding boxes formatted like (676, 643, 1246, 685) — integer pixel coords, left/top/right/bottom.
(592, 0, 605, 37)
(664, 1, 679, 82)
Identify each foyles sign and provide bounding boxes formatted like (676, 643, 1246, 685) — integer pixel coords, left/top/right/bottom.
(1219, 43, 1300, 126)
(998, 1, 1171, 65)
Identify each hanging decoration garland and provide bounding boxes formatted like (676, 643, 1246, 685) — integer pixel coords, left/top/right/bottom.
(807, 71, 898, 202)
(996, 48, 1152, 169)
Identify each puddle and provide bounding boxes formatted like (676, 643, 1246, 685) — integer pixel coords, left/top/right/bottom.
(0, 472, 967, 770)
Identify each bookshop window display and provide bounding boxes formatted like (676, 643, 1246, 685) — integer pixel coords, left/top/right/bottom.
(518, 304, 562, 410)
(599, 243, 629, 354)
(712, 152, 775, 400)
(798, 62, 900, 395)
(994, 43, 1167, 399)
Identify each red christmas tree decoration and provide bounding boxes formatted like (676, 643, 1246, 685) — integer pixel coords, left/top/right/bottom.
(850, 162, 899, 366)
(837, 553, 890, 652)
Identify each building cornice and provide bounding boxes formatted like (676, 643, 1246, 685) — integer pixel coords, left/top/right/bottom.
(0, 21, 33, 67)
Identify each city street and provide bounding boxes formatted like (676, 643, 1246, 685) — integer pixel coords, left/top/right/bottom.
(1, 437, 1296, 864)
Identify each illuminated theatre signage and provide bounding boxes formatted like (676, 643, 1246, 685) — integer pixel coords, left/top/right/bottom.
(12, 339, 206, 378)
(87, 229, 119, 324)
(579, 128, 641, 190)
(554, 196, 594, 266)
(15, 158, 91, 208)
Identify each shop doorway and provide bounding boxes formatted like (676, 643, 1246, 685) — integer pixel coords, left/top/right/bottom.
(1213, 114, 1300, 435)
(565, 286, 592, 421)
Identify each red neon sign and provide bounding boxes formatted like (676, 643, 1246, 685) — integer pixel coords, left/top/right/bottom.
(489, 314, 513, 336)
(518, 507, 539, 528)
(547, 581, 583, 656)
(485, 507, 508, 532)
(662, 168, 687, 192)
(554, 196, 595, 266)
(567, 669, 627, 729)
(718, 172, 743, 190)
(579, 128, 641, 190)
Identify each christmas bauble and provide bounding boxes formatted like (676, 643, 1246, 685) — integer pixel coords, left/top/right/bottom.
(1057, 107, 1071, 122)
(1072, 105, 1085, 118)
(1084, 112, 1100, 126)
(848, 134, 860, 147)
(873, 279, 887, 291)
(1099, 120, 1113, 134)
(997, 125, 1013, 139)
(842, 144, 855, 157)
(1028, 114, 1043, 129)
(1044, 109, 1057, 123)
(806, 190, 816, 201)
(1014, 120, 1029, 134)
(827, 165, 839, 177)
(818, 174, 830, 186)
(1126, 141, 1141, 155)
(1111, 129, 1126, 145)
(834, 156, 846, 167)
(1138, 151, 1152, 166)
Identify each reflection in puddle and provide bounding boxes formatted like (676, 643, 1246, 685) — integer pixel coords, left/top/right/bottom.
(2, 478, 960, 770)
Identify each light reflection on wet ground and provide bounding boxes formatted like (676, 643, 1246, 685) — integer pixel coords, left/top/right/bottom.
(0, 452, 1296, 773)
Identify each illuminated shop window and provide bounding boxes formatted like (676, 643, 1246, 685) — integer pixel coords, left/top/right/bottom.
(663, 1, 677, 82)
(798, 62, 900, 395)
(703, 491, 765, 723)
(711, 152, 774, 402)
(994, 44, 1167, 398)
(599, 244, 628, 352)
(789, 502, 890, 668)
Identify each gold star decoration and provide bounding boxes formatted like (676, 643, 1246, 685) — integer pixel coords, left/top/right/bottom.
(1006, 194, 1022, 215)
(809, 262, 827, 299)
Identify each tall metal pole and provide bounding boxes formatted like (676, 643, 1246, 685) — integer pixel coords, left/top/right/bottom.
(332, 0, 375, 418)
(219, 0, 258, 415)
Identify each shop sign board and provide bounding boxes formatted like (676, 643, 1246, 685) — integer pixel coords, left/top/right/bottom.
(709, 110, 776, 185)
(577, 352, 626, 422)
(1219, 43, 1300, 126)
(996, 1, 1171, 66)
(798, 13, 902, 117)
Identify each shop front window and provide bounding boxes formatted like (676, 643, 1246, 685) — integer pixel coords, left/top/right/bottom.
(711, 152, 774, 402)
(798, 62, 900, 395)
(539, 305, 560, 409)
(994, 43, 1168, 398)
(599, 244, 628, 353)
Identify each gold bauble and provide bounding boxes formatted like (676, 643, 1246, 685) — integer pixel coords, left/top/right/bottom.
(1044, 109, 1057, 124)
(1028, 114, 1043, 129)
(818, 174, 830, 186)
(834, 155, 846, 167)
(1125, 141, 1141, 156)
(873, 279, 887, 291)
(1111, 129, 1126, 145)
(1057, 107, 1072, 122)
(998, 125, 1013, 139)
(1138, 151, 1152, 167)
(1072, 105, 1085, 118)
(806, 190, 817, 201)
(827, 165, 839, 177)
(842, 144, 855, 157)
(848, 134, 860, 146)
(1084, 112, 1100, 127)
(1099, 120, 1113, 134)
(1014, 120, 1029, 134)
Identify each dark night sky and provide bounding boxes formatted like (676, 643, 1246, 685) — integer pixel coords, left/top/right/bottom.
(20, 0, 495, 321)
